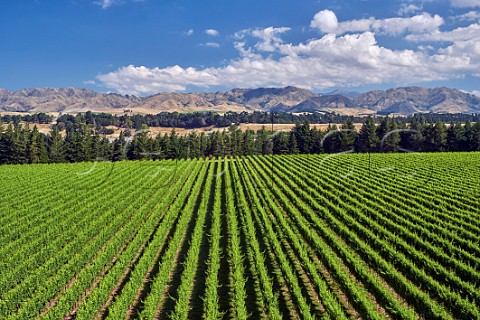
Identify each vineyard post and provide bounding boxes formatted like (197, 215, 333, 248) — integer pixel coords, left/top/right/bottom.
(368, 145, 371, 178)
(271, 112, 274, 189)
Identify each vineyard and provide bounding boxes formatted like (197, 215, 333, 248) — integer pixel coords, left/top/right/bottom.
(0, 152, 479, 319)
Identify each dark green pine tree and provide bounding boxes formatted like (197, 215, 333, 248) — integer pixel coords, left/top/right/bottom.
(168, 129, 179, 159)
(255, 127, 268, 155)
(219, 130, 229, 157)
(99, 136, 112, 160)
(128, 130, 149, 160)
(74, 124, 92, 162)
(229, 125, 243, 157)
(262, 137, 273, 155)
(0, 124, 16, 164)
(378, 117, 400, 152)
(446, 122, 465, 152)
(355, 116, 379, 152)
(26, 126, 42, 164)
(432, 120, 447, 152)
(48, 126, 65, 163)
(288, 131, 299, 154)
(13, 124, 28, 164)
(340, 119, 358, 151)
(422, 123, 436, 152)
(292, 121, 311, 154)
(472, 121, 480, 151)
(463, 121, 474, 151)
(208, 131, 220, 157)
(64, 130, 78, 162)
(177, 137, 189, 159)
(0, 119, 4, 163)
(198, 132, 208, 157)
(323, 124, 341, 154)
(149, 134, 161, 160)
(405, 117, 424, 152)
(36, 132, 49, 163)
(160, 133, 171, 159)
(272, 132, 289, 154)
(243, 130, 255, 156)
(89, 133, 101, 161)
(185, 132, 199, 159)
(376, 116, 390, 141)
(126, 137, 136, 160)
(307, 128, 321, 154)
(112, 131, 126, 161)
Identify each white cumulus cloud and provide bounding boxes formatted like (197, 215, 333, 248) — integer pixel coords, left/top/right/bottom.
(94, 0, 119, 9)
(205, 29, 220, 36)
(97, 29, 479, 95)
(451, 0, 480, 8)
(94, 0, 144, 8)
(96, 11, 480, 95)
(456, 10, 480, 21)
(398, 4, 422, 16)
(202, 42, 220, 48)
(310, 10, 443, 36)
(97, 65, 219, 94)
(437, 38, 480, 75)
(236, 27, 291, 52)
(406, 23, 480, 41)
(310, 10, 339, 33)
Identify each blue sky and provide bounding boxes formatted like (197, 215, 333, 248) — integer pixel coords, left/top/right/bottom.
(1, 0, 480, 95)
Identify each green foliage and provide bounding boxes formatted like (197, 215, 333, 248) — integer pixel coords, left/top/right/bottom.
(1, 153, 480, 319)
(356, 116, 379, 152)
(2, 116, 480, 166)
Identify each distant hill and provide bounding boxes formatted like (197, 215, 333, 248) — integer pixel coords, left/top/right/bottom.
(353, 86, 480, 114)
(286, 94, 358, 112)
(1, 86, 479, 115)
(0, 88, 139, 113)
(324, 89, 362, 99)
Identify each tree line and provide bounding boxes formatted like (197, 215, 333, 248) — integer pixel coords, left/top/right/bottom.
(1, 113, 53, 124)
(4, 110, 480, 130)
(1, 115, 480, 165)
(55, 111, 372, 131)
(55, 110, 480, 130)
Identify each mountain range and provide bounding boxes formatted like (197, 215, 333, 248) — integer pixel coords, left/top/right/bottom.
(1, 86, 479, 116)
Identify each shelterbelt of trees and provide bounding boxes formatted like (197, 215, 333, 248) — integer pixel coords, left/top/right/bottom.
(1, 115, 480, 165)
(4, 110, 480, 129)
